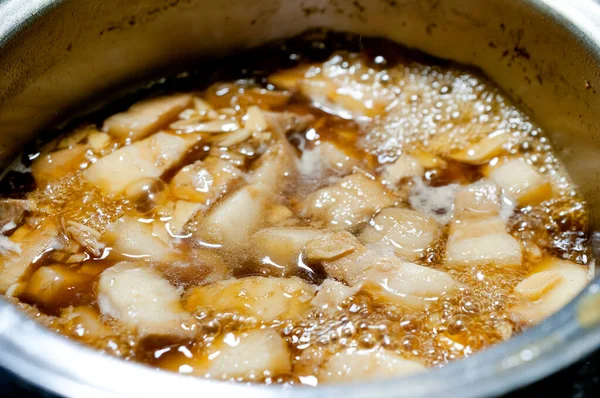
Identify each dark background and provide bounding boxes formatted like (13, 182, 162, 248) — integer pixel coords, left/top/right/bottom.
(0, 350, 598, 397)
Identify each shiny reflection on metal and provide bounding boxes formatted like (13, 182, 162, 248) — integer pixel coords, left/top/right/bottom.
(1, 0, 600, 397)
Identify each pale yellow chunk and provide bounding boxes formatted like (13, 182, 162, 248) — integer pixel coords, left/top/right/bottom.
(446, 233, 522, 267)
(311, 279, 359, 314)
(170, 157, 241, 204)
(250, 141, 298, 192)
(103, 94, 192, 141)
(360, 208, 438, 260)
(168, 201, 204, 235)
(103, 216, 174, 261)
(252, 227, 323, 269)
(32, 145, 89, 183)
(83, 132, 196, 195)
(299, 173, 394, 231)
(454, 180, 502, 219)
(363, 259, 459, 309)
(512, 258, 589, 325)
(381, 154, 424, 186)
(305, 230, 358, 261)
(318, 347, 426, 383)
(0, 223, 60, 293)
(160, 329, 291, 380)
(23, 265, 92, 308)
(59, 306, 112, 339)
(184, 276, 315, 322)
(490, 159, 553, 205)
(319, 141, 358, 174)
(98, 262, 192, 337)
(449, 217, 507, 241)
(448, 131, 510, 165)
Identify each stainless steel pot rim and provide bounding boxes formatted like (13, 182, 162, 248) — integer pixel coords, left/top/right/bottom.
(0, 0, 600, 397)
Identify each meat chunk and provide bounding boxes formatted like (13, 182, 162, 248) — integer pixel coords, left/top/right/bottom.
(65, 221, 105, 257)
(359, 208, 439, 261)
(98, 262, 192, 337)
(311, 279, 359, 314)
(0, 199, 30, 230)
(298, 173, 394, 231)
(102, 216, 174, 261)
(83, 132, 197, 195)
(489, 158, 553, 205)
(381, 154, 424, 186)
(160, 329, 290, 380)
(512, 258, 590, 325)
(32, 145, 89, 184)
(362, 259, 459, 309)
(103, 94, 192, 141)
(170, 157, 242, 205)
(448, 130, 510, 165)
(318, 347, 425, 383)
(23, 264, 93, 310)
(184, 276, 315, 322)
(252, 227, 323, 271)
(0, 222, 61, 293)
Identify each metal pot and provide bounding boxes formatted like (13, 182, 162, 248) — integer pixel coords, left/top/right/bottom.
(1, 0, 600, 397)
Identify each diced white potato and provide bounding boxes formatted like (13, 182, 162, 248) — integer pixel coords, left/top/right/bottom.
(103, 216, 174, 261)
(184, 276, 315, 322)
(195, 185, 267, 248)
(363, 258, 459, 309)
(454, 180, 501, 219)
(446, 233, 522, 267)
(59, 306, 112, 339)
(490, 158, 553, 205)
(31, 145, 89, 183)
(266, 204, 295, 225)
(311, 279, 359, 313)
(448, 130, 510, 165)
(244, 106, 268, 132)
(0, 223, 61, 293)
(381, 154, 424, 186)
(512, 258, 589, 325)
(168, 201, 204, 236)
(84, 132, 197, 195)
(98, 262, 192, 337)
(304, 230, 358, 261)
(87, 132, 112, 150)
(360, 208, 438, 261)
(23, 264, 92, 309)
(65, 221, 104, 257)
(298, 173, 394, 231)
(318, 347, 426, 383)
(252, 227, 322, 269)
(157, 249, 228, 288)
(448, 217, 507, 241)
(170, 157, 241, 204)
(160, 329, 291, 380)
(103, 94, 192, 141)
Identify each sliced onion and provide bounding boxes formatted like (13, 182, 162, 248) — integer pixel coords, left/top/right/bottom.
(216, 128, 252, 147)
(170, 118, 240, 133)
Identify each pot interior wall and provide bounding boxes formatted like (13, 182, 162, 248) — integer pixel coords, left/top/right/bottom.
(1, 0, 600, 231)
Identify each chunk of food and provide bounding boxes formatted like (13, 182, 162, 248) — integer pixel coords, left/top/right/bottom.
(453, 180, 502, 219)
(103, 216, 174, 261)
(31, 145, 89, 183)
(156, 249, 228, 288)
(103, 94, 192, 141)
(184, 276, 315, 322)
(408, 179, 458, 225)
(298, 173, 394, 230)
(318, 142, 358, 175)
(58, 306, 112, 340)
(360, 208, 438, 260)
(0, 222, 61, 293)
(304, 230, 358, 261)
(489, 158, 553, 205)
(160, 329, 290, 379)
(83, 132, 197, 195)
(194, 185, 267, 248)
(250, 141, 298, 192)
(512, 258, 590, 325)
(263, 111, 315, 137)
(168, 201, 204, 236)
(65, 221, 104, 257)
(0, 199, 29, 230)
(446, 230, 522, 268)
(363, 259, 459, 309)
(98, 262, 192, 337)
(318, 347, 425, 383)
(381, 154, 424, 186)
(170, 157, 242, 204)
(252, 227, 323, 271)
(448, 131, 510, 165)
(23, 265, 93, 310)
(311, 279, 359, 313)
